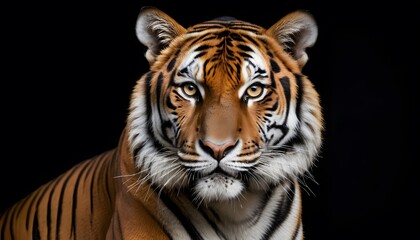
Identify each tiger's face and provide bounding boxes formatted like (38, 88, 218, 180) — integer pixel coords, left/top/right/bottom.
(128, 8, 323, 203)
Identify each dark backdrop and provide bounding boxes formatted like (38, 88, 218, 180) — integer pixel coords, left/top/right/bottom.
(2, 1, 418, 239)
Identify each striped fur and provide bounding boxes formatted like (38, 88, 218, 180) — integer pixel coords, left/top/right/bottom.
(0, 7, 323, 240)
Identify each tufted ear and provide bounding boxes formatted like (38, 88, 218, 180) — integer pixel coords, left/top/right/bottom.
(135, 7, 187, 64)
(267, 11, 318, 69)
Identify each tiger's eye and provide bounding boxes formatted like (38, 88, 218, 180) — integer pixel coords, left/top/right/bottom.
(246, 84, 263, 98)
(182, 83, 198, 96)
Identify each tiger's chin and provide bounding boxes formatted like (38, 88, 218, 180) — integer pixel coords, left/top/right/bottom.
(192, 173, 244, 202)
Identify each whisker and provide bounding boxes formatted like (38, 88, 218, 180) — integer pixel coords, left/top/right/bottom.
(113, 172, 141, 179)
(157, 166, 183, 198)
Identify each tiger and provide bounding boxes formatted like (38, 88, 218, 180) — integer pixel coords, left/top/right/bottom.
(0, 6, 323, 240)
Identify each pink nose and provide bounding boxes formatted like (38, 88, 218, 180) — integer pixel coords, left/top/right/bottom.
(199, 140, 236, 160)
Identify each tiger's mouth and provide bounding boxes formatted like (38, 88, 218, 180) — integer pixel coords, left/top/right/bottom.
(209, 166, 240, 179)
(178, 157, 242, 179)
(178, 149, 260, 181)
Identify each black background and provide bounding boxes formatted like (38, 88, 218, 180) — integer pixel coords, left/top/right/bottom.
(2, 0, 419, 239)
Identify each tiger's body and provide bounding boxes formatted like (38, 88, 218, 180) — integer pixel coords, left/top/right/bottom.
(0, 6, 323, 240)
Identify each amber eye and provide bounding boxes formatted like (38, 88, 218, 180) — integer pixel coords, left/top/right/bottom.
(246, 84, 263, 98)
(182, 83, 198, 97)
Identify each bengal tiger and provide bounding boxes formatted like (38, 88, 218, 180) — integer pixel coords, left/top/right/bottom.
(0, 6, 323, 240)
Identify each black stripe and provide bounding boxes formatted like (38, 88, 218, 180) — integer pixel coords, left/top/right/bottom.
(27, 183, 50, 231)
(8, 207, 16, 240)
(55, 181, 66, 238)
(69, 162, 90, 239)
(215, 40, 224, 49)
(266, 76, 292, 146)
(229, 32, 245, 42)
(195, 44, 212, 51)
(144, 72, 164, 150)
(238, 51, 252, 59)
(267, 118, 289, 130)
(235, 61, 242, 84)
(55, 166, 79, 239)
(30, 181, 55, 239)
(278, 130, 305, 152)
(156, 73, 172, 145)
(265, 99, 278, 112)
(144, 72, 154, 141)
(226, 40, 236, 50)
(202, 58, 211, 82)
(237, 44, 254, 53)
(242, 34, 260, 47)
(264, 112, 272, 118)
(169, 70, 177, 86)
(266, 50, 273, 58)
(155, 73, 163, 119)
(1, 208, 11, 240)
(257, 123, 268, 142)
(294, 74, 304, 121)
(116, 210, 124, 240)
(156, 73, 163, 119)
(166, 56, 177, 72)
(249, 187, 274, 225)
(270, 59, 281, 73)
(159, 193, 204, 240)
(89, 159, 100, 223)
(269, 75, 306, 150)
(271, 125, 289, 146)
(280, 76, 291, 117)
(25, 195, 36, 231)
(47, 178, 61, 240)
(133, 141, 145, 160)
(96, 154, 113, 204)
(195, 51, 207, 59)
(7, 196, 27, 240)
(261, 183, 296, 240)
(254, 68, 267, 79)
(188, 33, 213, 48)
(23, 194, 38, 231)
(85, 157, 99, 222)
(260, 97, 273, 105)
(189, 24, 225, 32)
(32, 210, 41, 240)
(199, 208, 227, 240)
(104, 153, 115, 204)
(291, 219, 301, 240)
(166, 94, 177, 110)
(144, 72, 154, 129)
(263, 116, 271, 123)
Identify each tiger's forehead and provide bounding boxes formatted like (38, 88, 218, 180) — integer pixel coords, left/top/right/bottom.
(178, 23, 270, 86)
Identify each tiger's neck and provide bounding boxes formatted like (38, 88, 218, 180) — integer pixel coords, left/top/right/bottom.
(161, 180, 303, 239)
(111, 129, 303, 239)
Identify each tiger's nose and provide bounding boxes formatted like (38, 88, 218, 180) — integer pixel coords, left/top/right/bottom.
(199, 140, 236, 160)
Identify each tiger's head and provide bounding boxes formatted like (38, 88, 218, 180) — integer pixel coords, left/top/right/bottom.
(128, 7, 323, 203)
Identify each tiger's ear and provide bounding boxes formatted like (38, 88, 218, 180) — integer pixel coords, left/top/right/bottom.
(267, 11, 318, 69)
(135, 7, 187, 64)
